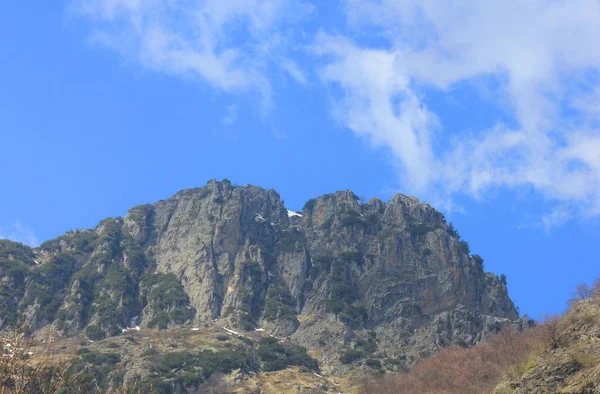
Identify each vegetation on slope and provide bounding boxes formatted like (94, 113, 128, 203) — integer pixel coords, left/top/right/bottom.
(360, 279, 600, 394)
(0, 323, 320, 394)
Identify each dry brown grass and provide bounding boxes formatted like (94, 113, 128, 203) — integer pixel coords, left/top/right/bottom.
(360, 326, 542, 394)
(361, 279, 600, 394)
(0, 325, 68, 394)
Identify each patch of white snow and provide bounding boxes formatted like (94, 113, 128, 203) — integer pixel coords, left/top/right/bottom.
(287, 210, 303, 218)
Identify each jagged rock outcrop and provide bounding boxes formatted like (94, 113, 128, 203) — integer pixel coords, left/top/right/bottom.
(0, 179, 518, 371)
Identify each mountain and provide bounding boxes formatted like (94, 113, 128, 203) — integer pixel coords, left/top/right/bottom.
(0, 179, 519, 391)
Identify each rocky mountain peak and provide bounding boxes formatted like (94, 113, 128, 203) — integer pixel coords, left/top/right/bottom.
(0, 180, 518, 373)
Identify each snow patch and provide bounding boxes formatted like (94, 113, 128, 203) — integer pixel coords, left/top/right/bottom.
(287, 210, 303, 218)
(223, 327, 241, 336)
(223, 327, 252, 339)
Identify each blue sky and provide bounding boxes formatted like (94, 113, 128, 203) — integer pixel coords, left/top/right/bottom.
(1, 1, 600, 319)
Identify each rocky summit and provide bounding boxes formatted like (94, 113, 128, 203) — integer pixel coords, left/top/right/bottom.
(0, 179, 519, 390)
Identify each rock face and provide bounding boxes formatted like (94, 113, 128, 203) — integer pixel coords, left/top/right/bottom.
(0, 179, 517, 370)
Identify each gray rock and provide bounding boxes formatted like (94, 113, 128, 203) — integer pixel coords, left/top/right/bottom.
(0, 180, 518, 371)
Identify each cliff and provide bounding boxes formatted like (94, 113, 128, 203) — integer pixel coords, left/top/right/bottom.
(0, 179, 517, 376)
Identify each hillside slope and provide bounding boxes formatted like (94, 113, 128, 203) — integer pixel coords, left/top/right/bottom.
(494, 297, 600, 393)
(0, 179, 517, 387)
(359, 286, 600, 394)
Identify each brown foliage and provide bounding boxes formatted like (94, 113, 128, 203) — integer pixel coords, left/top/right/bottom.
(0, 326, 68, 394)
(592, 278, 600, 307)
(569, 283, 594, 307)
(360, 327, 540, 394)
(538, 314, 561, 350)
(574, 284, 593, 301)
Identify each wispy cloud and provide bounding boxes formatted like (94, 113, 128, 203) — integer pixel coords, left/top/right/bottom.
(541, 205, 573, 233)
(0, 220, 39, 246)
(315, 0, 600, 219)
(69, 0, 314, 111)
(280, 57, 308, 85)
(70, 0, 600, 227)
(221, 104, 238, 126)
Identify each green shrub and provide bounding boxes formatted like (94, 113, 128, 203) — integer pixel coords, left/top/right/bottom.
(258, 337, 318, 372)
(339, 251, 364, 264)
(127, 204, 152, 224)
(340, 349, 364, 364)
(447, 223, 460, 238)
(0, 239, 35, 261)
(408, 223, 436, 235)
(278, 231, 304, 252)
(341, 215, 368, 228)
(231, 288, 262, 331)
(151, 349, 254, 384)
(303, 199, 316, 211)
(459, 240, 471, 255)
(386, 356, 406, 365)
(242, 260, 263, 276)
(312, 255, 334, 275)
(148, 311, 170, 330)
(141, 348, 156, 357)
(5, 263, 28, 285)
(81, 351, 121, 366)
(137, 378, 172, 393)
(85, 324, 106, 341)
(263, 285, 297, 322)
(366, 358, 382, 369)
(472, 254, 484, 269)
(324, 255, 366, 324)
(142, 273, 195, 327)
(321, 216, 334, 229)
(339, 304, 368, 326)
(354, 337, 378, 354)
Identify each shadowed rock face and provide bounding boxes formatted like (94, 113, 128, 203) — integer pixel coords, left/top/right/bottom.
(0, 179, 517, 370)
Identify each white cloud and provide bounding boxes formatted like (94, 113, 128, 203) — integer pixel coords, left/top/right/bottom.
(313, 33, 437, 192)
(0, 221, 39, 247)
(221, 104, 238, 126)
(70, 0, 600, 225)
(314, 0, 600, 219)
(281, 57, 308, 85)
(541, 205, 573, 233)
(70, 0, 314, 110)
